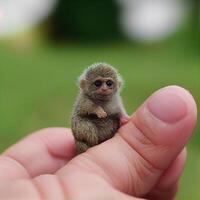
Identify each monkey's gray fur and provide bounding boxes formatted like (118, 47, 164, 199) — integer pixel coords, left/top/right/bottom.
(71, 63, 127, 154)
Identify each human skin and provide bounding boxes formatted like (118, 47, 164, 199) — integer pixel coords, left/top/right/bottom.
(0, 86, 197, 200)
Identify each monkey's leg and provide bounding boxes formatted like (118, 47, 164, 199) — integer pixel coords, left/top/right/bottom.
(75, 140, 90, 154)
(71, 116, 99, 150)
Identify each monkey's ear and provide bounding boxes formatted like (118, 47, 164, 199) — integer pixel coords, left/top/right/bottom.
(80, 79, 87, 90)
(118, 78, 124, 88)
(118, 80, 122, 88)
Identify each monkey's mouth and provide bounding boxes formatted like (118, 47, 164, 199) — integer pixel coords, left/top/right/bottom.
(97, 91, 112, 96)
(94, 92, 112, 101)
(90, 90, 113, 101)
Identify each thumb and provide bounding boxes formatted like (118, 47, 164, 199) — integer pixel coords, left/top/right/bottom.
(57, 86, 197, 197)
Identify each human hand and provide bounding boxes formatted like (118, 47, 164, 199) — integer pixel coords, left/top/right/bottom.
(0, 86, 197, 200)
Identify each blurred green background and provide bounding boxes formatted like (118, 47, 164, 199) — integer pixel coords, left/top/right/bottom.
(0, 0, 199, 199)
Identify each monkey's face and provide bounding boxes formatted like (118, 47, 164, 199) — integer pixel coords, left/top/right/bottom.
(83, 77, 119, 101)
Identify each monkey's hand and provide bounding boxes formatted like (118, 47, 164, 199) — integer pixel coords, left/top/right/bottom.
(94, 106, 107, 118)
(120, 115, 130, 126)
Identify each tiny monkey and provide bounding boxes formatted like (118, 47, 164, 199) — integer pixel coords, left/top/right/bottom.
(71, 63, 128, 154)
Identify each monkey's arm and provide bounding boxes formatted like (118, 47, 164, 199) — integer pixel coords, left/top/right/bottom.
(78, 97, 107, 118)
(118, 96, 130, 125)
(93, 106, 107, 118)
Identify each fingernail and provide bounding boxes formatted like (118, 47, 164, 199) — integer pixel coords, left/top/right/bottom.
(147, 91, 187, 123)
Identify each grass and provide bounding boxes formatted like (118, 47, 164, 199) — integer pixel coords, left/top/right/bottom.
(0, 40, 199, 199)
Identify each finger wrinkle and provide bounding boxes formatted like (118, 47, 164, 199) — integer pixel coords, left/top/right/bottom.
(0, 179, 41, 199)
(36, 133, 68, 160)
(0, 155, 30, 179)
(132, 114, 158, 147)
(33, 175, 68, 200)
(132, 117, 172, 163)
(32, 178, 45, 200)
(35, 128, 75, 160)
(116, 134, 162, 196)
(118, 121, 165, 172)
(56, 176, 70, 200)
(65, 153, 114, 187)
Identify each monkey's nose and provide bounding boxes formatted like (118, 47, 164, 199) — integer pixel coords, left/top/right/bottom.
(101, 84, 108, 91)
(100, 88, 108, 94)
(101, 87, 108, 92)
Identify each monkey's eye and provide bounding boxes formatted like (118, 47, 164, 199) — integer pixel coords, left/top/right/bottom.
(106, 80, 113, 87)
(94, 80, 102, 87)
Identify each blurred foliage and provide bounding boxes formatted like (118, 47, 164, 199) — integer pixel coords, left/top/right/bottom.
(51, 0, 121, 40)
(188, 0, 200, 49)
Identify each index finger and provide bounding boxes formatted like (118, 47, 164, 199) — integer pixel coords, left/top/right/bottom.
(0, 128, 75, 180)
